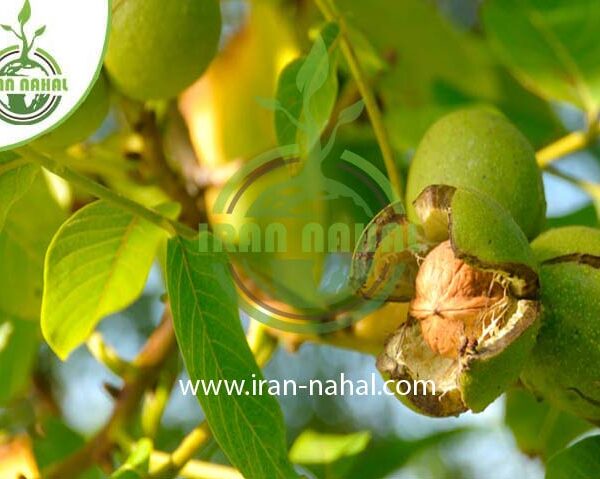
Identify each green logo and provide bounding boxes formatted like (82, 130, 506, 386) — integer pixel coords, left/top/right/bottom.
(0, 0, 67, 125)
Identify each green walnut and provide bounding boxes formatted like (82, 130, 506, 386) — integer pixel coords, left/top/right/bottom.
(406, 108, 546, 239)
(105, 0, 221, 101)
(521, 226, 600, 423)
(353, 185, 540, 416)
(34, 73, 110, 149)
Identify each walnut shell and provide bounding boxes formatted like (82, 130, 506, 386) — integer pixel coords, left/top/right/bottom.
(410, 241, 504, 358)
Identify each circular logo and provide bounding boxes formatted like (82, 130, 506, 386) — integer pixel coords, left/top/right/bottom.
(208, 141, 397, 334)
(0, 46, 62, 125)
(0, 0, 109, 149)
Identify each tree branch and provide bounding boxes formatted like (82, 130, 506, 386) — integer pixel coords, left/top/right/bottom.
(44, 311, 178, 479)
(136, 109, 206, 227)
(20, 147, 198, 239)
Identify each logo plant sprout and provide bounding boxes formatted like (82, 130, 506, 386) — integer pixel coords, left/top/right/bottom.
(0, 0, 67, 125)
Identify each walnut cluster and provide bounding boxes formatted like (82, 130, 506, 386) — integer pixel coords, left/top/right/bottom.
(409, 241, 504, 358)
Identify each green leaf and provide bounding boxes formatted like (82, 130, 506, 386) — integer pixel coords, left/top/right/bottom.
(18, 0, 31, 26)
(34, 418, 86, 469)
(35, 25, 46, 37)
(111, 439, 152, 479)
(275, 22, 339, 153)
(110, 472, 139, 479)
(0, 152, 39, 232)
(505, 389, 592, 460)
(546, 435, 600, 479)
(546, 204, 599, 230)
(33, 418, 105, 479)
(483, 0, 600, 113)
(0, 317, 37, 404)
(0, 174, 65, 322)
(344, 429, 467, 479)
(42, 201, 179, 359)
(1, 24, 13, 31)
(166, 234, 298, 479)
(0, 176, 61, 407)
(290, 429, 466, 479)
(338, 0, 561, 149)
(290, 430, 371, 465)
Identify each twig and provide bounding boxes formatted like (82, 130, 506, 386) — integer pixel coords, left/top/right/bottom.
(136, 109, 205, 227)
(536, 123, 600, 168)
(314, 0, 403, 200)
(0, 156, 31, 175)
(87, 332, 137, 378)
(44, 312, 178, 479)
(150, 450, 243, 479)
(537, 131, 594, 168)
(19, 147, 198, 239)
(545, 165, 600, 200)
(142, 353, 179, 438)
(149, 424, 212, 478)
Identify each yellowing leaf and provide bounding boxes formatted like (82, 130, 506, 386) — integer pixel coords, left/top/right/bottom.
(0, 435, 39, 479)
(0, 174, 64, 321)
(42, 201, 179, 359)
(0, 152, 38, 232)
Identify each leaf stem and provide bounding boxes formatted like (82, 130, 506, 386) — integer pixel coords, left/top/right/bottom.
(536, 123, 600, 168)
(545, 165, 600, 200)
(150, 451, 243, 479)
(0, 156, 31, 175)
(149, 424, 213, 478)
(314, 0, 403, 201)
(87, 332, 137, 378)
(246, 320, 279, 367)
(19, 147, 198, 239)
(142, 354, 179, 438)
